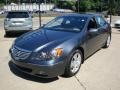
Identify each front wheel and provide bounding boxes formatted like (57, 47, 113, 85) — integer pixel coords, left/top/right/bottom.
(63, 50, 82, 77)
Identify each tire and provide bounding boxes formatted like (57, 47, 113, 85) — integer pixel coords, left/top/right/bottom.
(103, 34, 111, 48)
(63, 49, 82, 77)
(5, 31, 10, 36)
(5, 31, 13, 37)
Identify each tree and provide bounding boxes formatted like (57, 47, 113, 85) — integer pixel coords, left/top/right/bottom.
(52, 0, 59, 7)
(76, 0, 93, 12)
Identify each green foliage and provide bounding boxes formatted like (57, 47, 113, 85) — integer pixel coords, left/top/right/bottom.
(52, 0, 59, 5)
(60, 1, 76, 10)
(52, 0, 120, 15)
(0, 0, 4, 8)
(52, 0, 76, 10)
(0, 3, 4, 8)
(79, 0, 92, 12)
(67, 1, 76, 10)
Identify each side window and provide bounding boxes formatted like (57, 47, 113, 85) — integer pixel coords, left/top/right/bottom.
(88, 18, 97, 30)
(95, 16, 106, 27)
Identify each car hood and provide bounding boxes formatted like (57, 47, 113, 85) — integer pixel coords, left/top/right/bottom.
(15, 29, 77, 51)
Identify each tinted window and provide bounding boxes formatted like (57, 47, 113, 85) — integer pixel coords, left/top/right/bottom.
(7, 12, 29, 18)
(43, 16, 88, 32)
(88, 18, 97, 30)
(95, 16, 106, 27)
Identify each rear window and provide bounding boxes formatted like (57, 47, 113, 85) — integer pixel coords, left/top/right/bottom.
(7, 12, 29, 18)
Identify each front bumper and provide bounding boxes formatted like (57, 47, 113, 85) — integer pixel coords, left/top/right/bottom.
(11, 58, 65, 78)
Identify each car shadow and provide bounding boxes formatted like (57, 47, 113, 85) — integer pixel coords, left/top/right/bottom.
(8, 61, 59, 83)
(117, 30, 120, 32)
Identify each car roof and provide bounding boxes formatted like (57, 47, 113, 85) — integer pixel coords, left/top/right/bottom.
(60, 13, 102, 18)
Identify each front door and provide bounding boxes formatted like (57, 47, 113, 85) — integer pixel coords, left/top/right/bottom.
(85, 17, 101, 57)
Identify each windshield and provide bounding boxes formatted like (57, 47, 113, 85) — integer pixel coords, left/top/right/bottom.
(43, 16, 88, 32)
(7, 12, 29, 18)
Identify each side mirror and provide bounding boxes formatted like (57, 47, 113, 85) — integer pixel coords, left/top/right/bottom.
(89, 28, 98, 33)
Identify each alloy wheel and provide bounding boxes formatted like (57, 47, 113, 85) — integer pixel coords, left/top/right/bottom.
(70, 52, 82, 74)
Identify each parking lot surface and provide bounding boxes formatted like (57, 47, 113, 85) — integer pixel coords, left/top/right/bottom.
(0, 17, 120, 90)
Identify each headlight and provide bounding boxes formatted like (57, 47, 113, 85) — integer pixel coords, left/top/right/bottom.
(33, 48, 63, 61)
(51, 48, 63, 57)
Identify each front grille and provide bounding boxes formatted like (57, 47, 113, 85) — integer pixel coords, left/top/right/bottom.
(11, 46, 31, 61)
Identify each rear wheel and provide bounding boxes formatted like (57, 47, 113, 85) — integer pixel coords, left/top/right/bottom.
(64, 50, 82, 77)
(103, 34, 111, 48)
(5, 31, 10, 36)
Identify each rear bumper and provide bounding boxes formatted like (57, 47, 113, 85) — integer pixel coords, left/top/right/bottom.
(11, 59, 65, 78)
(114, 24, 120, 28)
(4, 25, 33, 31)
